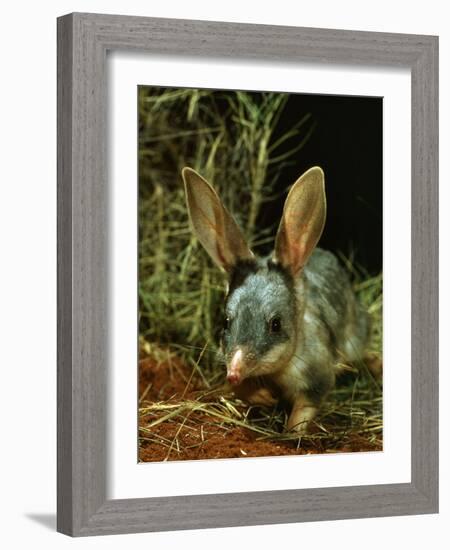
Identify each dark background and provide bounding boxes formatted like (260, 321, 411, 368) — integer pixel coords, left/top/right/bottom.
(263, 93, 382, 275)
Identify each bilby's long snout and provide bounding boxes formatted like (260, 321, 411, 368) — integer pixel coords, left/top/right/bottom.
(227, 348, 244, 385)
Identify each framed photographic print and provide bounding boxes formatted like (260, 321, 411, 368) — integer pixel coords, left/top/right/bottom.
(57, 13, 438, 536)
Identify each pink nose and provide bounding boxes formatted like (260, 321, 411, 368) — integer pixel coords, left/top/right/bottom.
(227, 348, 243, 385)
(227, 372, 241, 385)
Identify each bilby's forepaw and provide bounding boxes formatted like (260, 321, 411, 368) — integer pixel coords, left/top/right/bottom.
(286, 400, 317, 435)
(232, 378, 278, 407)
(246, 387, 278, 407)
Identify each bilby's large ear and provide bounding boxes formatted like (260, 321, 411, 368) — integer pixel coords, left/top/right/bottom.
(274, 166, 326, 276)
(182, 167, 254, 273)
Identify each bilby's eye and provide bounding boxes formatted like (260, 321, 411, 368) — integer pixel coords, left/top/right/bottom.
(223, 317, 231, 331)
(269, 316, 282, 333)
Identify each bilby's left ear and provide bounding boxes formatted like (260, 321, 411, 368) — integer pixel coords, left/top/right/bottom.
(274, 166, 326, 276)
(182, 167, 254, 273)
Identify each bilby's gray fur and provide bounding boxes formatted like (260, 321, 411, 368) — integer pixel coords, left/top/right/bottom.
(182, 166, 370, 433)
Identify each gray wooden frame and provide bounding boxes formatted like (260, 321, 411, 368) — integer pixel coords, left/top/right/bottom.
(57, 12, 439, 537)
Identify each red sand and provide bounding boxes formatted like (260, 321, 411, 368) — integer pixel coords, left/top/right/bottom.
(138, 356, 381, 462)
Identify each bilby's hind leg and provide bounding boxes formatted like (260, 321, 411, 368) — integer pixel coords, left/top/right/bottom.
(365, 352, 383, 381)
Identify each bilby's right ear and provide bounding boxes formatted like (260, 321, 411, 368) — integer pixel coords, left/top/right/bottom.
(182, 167, 254, 273)
(274, 166, 326, 276)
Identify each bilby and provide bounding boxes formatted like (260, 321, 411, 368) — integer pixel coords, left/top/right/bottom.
(182, 166, 370, 433)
